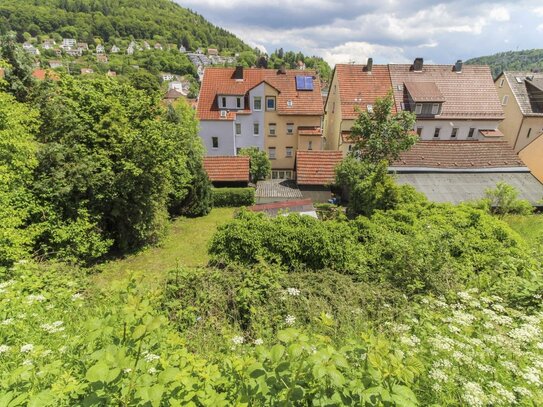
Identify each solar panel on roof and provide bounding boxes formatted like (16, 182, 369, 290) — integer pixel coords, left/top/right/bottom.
(295, 75, 314, 91)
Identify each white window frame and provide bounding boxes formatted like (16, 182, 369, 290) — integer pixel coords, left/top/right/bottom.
(416, 127, 423, 136)
(268, 147, 276, 160)
(415, 103, 422, 114)
(269, 123, 276, 136)
(499, 78, 505, 88)
(235, 122, 241, 135)
(502, 95, 509, 106)
(266, 96, 276, 111)
(431, 103, 440, 115)
(433, 128, 441, 138)
(286, 146, 293, 157)
(287, 123, 294, 135)
(451, 127, 458, 138)
(253, 122, 259, 136)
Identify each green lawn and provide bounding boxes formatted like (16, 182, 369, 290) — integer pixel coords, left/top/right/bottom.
(92, 207, 236, 289)
(504, 214, 543, 245)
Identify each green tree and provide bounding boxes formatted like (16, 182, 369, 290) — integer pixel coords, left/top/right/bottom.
(127, 69, 160, 94)
(0, 33, 35, 101)
(239, 147, 271, 182)
(474, 182, 533, 218)
(349, 92, 417, 163)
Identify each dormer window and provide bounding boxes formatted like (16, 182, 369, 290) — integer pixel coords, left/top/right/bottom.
(415, 103, 422, 114)
(236, 97, 241, 108)
(431, 103, 440, 115)
(221, 97, 226, 108)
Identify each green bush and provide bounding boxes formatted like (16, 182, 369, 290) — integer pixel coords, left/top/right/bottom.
(211, 187, 255, 207)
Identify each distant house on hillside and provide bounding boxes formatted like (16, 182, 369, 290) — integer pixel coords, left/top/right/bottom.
(495, 71, 543, 183)
(61, 38, 76, 49)
(107, 70, 117, 77)
(23, 43, 40, 56)
(49, 60, 63, 69)
(110, 45, 120, 54)
(154, 42, 163, 50)
(163, 89, 184, 104)
(143, 41, 151, 50)
(161, 72, 176, 82)
(96, 44, 105, 54)
(41, 39, 56, 49)
(96, 54, 108, 63)
(179, 45, 186, 53)
(325, 58, 505, 154)
(197, 66, 324, 178)
(80, 68, 94, 75)
(77, 43, 89, 52)
(207, 48, 218, 56)
(66, 48, 82, 57)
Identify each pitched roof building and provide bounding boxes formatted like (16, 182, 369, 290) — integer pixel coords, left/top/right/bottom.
(197, 66, 324, 178)
(203, 156, 250, 186)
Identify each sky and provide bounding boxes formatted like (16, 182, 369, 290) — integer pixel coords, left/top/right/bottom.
(175, 0, 543, 65)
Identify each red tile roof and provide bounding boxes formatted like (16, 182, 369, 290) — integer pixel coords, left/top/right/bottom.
(197, 67, 324, 121)
(296, 151, 343, 185)
(298, 126, 322, 136)
(392, 141, 525, 169)
(479, 129, 504, 138)
(389, 64, 504, 120)
(334, 64, 395, 120)
(31, 69, 59, 81)
(203, 156, 250, 182)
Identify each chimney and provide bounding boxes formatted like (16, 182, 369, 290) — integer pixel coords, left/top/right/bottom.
(366, 57, 373, 73)
(454, 59, 463, 73)
(234, 65, 243, 80)
(413, 57, 423, 72)
(278, 64, 287, 75)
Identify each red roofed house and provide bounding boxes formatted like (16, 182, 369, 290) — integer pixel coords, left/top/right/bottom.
(31, 69, 60, 81)
(203, 156, 250, 187)
(295, 150, 343, 201)
(197, 66, 324, 180)
(324, 58, 505, 155)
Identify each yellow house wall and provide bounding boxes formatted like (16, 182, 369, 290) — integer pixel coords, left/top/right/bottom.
(323, 69, 342, 150)
(496, 75, 530, 151)
(263, 84, 322, 170)
(519, 134, 543, 183)
(515, 117, 543, 153)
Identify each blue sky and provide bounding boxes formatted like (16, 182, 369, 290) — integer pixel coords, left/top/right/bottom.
(176, 0, 543, 65)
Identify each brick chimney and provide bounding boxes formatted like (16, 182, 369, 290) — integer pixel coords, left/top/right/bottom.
(413, 57, 423, 72)
(278, 64, 287, 74)
(454, 59, 463, 73)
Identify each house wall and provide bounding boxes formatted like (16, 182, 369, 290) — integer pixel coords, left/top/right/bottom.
(217, 94, 245, 110)
(298, 185, 332, 203)
(200, 120, 235, 155)
(515, 117, 543, 153)
(263, 84, 322, 171)
(519, 134, 543, 183)
(495, 74, 525, 150)
(233, 84, 265, 153)
(323, 70, 343, 150)
(415, 119, 501, 140)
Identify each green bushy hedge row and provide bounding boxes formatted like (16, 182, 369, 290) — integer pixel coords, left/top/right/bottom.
(211, 187, 255, 207)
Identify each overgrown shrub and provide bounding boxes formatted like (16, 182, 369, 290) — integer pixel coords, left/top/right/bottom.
(211, 187, 255, 207)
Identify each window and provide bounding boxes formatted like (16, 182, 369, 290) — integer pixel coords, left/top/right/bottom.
(332, 102, 335, 113)
(433, 128, 441, 138)
(367, 104, 373, 113)
(308, 140, 313, 150)
(416, 127, 423, 136)
(235, 123, 241, 135)
(415, 103, 422, 114)
(221, 97, 226, 108)
(502, 95, 509, 106)
(287, 123, 294, 134)
(212, 136, 219, 149)
(272, 170, 293, 179)
(431, 103, 440, 115)
(286, 146, 293, 157)
(253, 97, 262, 111)
(451, 127, 458, 138)
(287, 100, 293, 107)
(468, 127, 475, 138)
(266, 96, 276, 110)
(253, 122, 259, 135)
(527, 128, 532, 138)
(269, 123, 276, 136)
(499, 78, 505, 88)
(268, 147, 276, 160)
(236, 97, 241, 108)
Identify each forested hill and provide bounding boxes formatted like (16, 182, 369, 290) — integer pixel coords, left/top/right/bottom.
(466, 49, 543, 78)
(0, 0, 251, 52)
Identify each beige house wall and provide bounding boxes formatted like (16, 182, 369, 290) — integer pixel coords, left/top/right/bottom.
(495, 75, 530, 151)
(323, 70, 343, 150)
(263, 84, 322, 170)
(515, 117, 543, 153)
(519, 135, 543, 183)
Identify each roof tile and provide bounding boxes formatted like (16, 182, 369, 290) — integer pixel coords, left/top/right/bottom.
(296, 151, 343, 185)
(203, 156, 250, 182)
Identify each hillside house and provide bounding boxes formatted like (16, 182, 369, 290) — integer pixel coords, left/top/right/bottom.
(77, 43, 89, 52)
(80, 68, 94, 75)
(96, 54, 108, 63)
(495, 71, 543, 182)
(154, 43, 163, 50)
(62, 38, 76, 49)
(49, 60, 63, 69)
(41, 39, 56, 49)
(325, 58, 505, 154)
(96, 44, 105, 54)
(197, 66, 324, 179)
(110, 45, 120, 53)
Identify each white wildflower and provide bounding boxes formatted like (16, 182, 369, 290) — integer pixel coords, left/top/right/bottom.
(462, 382, 487, 407)
(489, 382, 516, 404)
(508, 324, 541, 343)
(71, 293, 84, 301)
(41, 350, 52, 357)
(448, 325, 461, 334)
(231, 336, 244, 345)
(451, 310, 476, 326)
(148, 367, 157, 374)
(429, 368, 448, 383)
(59, 346, 67, 353)
(26, 294, 46, 303)
(0, 280, 15, 289)
(513, 386, 532, 397)
(431, 383, 442, 392)
(285, 315, 296, 326)
(253, 338, 263, 346)
(22, 359, 33, 366)
(521, 367, 541, 386)
(123, 368, 132, 374)
(20, 344, 34, 353)
(400, 335, 421, 347)
(457, 291, 472, 302)
(491, 303, 506, 313)
(0, 345, 10, 354)
(286, 287, 300, 296)
(1, 318, 13, 326)
(41, 320, 65, 334)
(143, 352, 160, 363)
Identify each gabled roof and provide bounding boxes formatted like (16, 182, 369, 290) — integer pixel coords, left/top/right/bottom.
(391, 141, 525, 170)
(197, 67, 324, 121)
(389, 64, 504, 120)
(31, 69, 59, 81)
(164, 89, 183, 100)
(404, 81, 445, 102)
(295, 151, 343, 185)
(333, 64, 394, 120)
(203, 156, 250, 182)
(502, 72, 543, 116)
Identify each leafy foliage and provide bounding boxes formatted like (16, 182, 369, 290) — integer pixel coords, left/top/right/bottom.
(212, 188, 255, 207)
(472, 182, 533, 218)
(466, 48, 543, 78)
(238, 146, 271, 182)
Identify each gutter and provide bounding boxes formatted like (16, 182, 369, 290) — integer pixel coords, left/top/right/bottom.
(389, 166, 530, 174)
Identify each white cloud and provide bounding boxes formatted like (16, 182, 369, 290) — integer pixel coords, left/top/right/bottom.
(534, 7, 543, 17)
(489, 6, 510, 22)
(317, 41, 409, 66)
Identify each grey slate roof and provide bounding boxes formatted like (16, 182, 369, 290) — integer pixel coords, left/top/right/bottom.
(256, 179, 303, 199)
(393, 172, 543, 205)
(503, 72, 543, 116)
